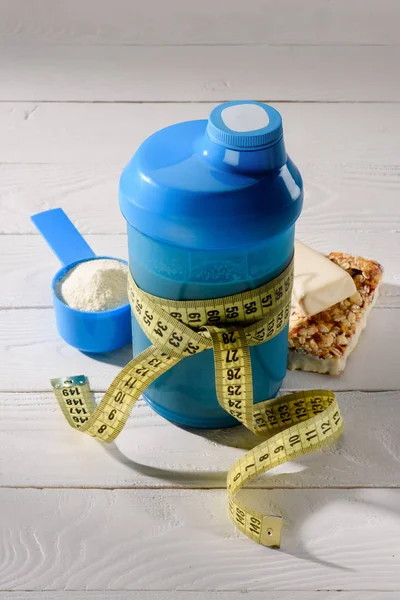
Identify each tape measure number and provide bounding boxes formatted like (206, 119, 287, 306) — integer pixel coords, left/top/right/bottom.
(51, 258, 343, 547)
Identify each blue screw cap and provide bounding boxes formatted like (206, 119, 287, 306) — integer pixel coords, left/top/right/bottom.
(206, 100, 283, 151)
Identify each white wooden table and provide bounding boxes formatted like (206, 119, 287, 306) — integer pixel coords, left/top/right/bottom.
(1, 2, 400, 598)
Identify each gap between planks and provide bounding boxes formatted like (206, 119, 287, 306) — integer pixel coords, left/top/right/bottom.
(2, 42, 400, 47)
(2, 307, 398, 312)
(4, 389, 400, 394)
(2, 99, 400, 104)
(3, 592, 400, 596)
(2, 485, 400, 491)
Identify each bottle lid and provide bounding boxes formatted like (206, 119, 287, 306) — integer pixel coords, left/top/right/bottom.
(120, 103, 302, 250)
(206, 100, 283, 150)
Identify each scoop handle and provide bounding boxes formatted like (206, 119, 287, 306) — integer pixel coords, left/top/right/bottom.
(31, 208, 96, 266)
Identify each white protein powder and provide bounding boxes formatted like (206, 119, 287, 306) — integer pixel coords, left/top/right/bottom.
(58, 258, 128, 312)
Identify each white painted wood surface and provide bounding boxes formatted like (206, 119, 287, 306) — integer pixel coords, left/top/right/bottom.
(1, 103, 399, 235)
(1, 0, 399, 46)
(0, 307, 396, 392)
(1, 1, 399, 596)
(1, 488, 400, 591)
(1, 234, 398, 308)
(3, 102, 400, 166)
(2, 45, 400, 101)
(3, 157, 400, 237)
(2, 392, 399, 489)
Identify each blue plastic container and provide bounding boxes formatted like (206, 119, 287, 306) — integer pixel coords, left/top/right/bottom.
(120, 101, 303, 428)
(31, 208, 132, 353)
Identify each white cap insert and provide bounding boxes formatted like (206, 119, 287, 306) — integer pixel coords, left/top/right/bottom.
(221, 103, 270, 132)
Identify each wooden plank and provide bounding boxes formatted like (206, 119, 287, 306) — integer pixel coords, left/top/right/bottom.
(1, 487, 400, 591)
(1, 0, 399, 46)
(2, 101, 399, 167)
(2, 158, 400, 238)
(0, 235, 128, 308)
(1, 103, 400, 234)
(0, 164, 126, 233)
(1, 45, 399, 101)
(2, 593, 399, 600)
(3, 159, 400, 236)
(4, 101, 400, 164)
(0, 307, 395, 392)
(1, 391, 399, 489)
(1, 233, 396, 308)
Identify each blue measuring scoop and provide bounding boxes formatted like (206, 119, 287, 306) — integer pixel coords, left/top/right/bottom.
(31, 208, 131, 353)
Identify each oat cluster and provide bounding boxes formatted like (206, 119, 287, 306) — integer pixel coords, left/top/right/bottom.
(289, 253, 383, 359)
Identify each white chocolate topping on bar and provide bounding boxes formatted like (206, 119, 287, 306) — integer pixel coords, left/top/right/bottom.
(293, 240, 357, 317)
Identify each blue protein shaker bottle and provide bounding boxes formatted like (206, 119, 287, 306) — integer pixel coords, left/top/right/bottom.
(119, 101, 303, 428)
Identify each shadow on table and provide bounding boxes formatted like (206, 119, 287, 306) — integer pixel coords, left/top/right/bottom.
(379, 282, 399, 303)
(101, 438, 227, 484)
(83, 343, 133, 368)
(102, 436, 357, 572)
(239, 484, 400, 572)
(100, 408, 400, 573)
(179, 421, 263, 450)
(94, 281, 399, 571)
(100, 434, 354, 572)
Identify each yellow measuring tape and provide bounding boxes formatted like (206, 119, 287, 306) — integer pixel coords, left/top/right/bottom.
(51, 259, 343, 547)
